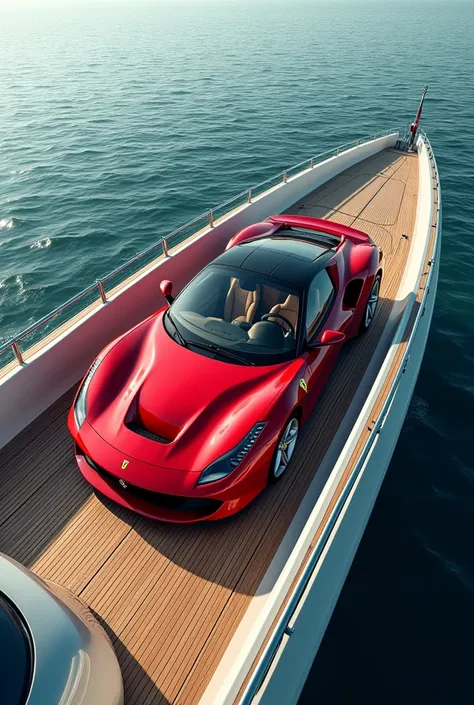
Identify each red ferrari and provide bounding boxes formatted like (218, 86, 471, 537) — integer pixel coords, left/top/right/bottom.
(69, 215, 382, 523)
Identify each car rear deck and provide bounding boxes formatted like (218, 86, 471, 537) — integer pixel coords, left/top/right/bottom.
(0, 147, 420, 705)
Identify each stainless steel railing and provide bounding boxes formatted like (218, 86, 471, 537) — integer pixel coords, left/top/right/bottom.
(0, 127, 401, 370)
(238, 129, 441, 704)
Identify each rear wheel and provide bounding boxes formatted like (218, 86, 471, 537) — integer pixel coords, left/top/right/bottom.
(360, 275, 381, 333)
(269, 415, 300, 483)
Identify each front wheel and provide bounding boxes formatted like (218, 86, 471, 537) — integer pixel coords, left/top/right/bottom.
(360, 275, 381, 333)
(269, 415, 300, 483)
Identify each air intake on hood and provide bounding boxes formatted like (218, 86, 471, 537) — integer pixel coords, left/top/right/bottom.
(126, 421, 172, 444)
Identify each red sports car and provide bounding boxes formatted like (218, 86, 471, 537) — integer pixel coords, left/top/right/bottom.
(69, 215, 382, 523)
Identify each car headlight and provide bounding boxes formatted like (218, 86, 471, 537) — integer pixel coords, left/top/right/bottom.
(74, 358, 101, 429)
(197, 422, 266, 485)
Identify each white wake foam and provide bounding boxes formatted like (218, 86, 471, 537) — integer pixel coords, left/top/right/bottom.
(15, 275, 25, 296)
(0, 217, 14, 230)
(30, 237, 52, 250)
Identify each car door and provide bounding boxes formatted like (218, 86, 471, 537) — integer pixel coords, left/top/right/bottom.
(302, 268, 351, 411)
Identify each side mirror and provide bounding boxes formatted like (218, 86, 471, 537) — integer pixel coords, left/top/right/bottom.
(307, 329, 346, 348)
(321, 329, 345, 345)
(160, 279, 174, 305)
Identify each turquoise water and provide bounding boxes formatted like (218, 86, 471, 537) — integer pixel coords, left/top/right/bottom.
(1, 1, 474, 702)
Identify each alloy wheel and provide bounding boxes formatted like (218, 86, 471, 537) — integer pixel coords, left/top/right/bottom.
(272, 417, 299, 479)
(365, 278, 380, 329)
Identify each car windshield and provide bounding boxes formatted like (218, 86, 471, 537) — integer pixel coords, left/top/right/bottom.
(165, 265, 301, 365)
(0, 594, 32, 705)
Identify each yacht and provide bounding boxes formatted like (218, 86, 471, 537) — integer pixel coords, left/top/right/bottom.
(0, 93, 441, 705)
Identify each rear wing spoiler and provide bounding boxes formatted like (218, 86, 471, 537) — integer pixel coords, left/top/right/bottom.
(268, 215, 371, 245)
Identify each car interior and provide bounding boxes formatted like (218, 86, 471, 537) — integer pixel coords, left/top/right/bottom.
(172, 267, 302, 354)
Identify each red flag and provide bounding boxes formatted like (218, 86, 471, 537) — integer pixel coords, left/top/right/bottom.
(409, 86, 428, 148)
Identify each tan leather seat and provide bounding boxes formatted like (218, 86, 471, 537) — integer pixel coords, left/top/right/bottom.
(224, 278, 260, 325)
(268, 294, 299, 331)
(260, 284, 284, 314)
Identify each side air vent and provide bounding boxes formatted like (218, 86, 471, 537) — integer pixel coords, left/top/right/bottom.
(127, 421, 172, 444)
(343, 278, 364, 309)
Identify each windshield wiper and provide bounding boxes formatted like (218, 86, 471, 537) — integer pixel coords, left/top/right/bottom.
(165, 311, 188, 348)
(187, 340, 254, 366)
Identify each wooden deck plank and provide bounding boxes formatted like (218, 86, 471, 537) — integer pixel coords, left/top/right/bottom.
(358, 177, 405, 225)
(0, 147, 419, 705)
(317, 174, 388, 215)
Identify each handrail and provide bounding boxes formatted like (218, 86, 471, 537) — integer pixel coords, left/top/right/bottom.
(0, 127, 402, 367)
(238, 129, 441, 704)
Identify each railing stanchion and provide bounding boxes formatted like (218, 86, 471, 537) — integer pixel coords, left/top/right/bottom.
(247, 189, 252, 203)
(12, 341, 24, 365)
(209, 209, 214, 227)
(283, 171, 288, 183)
(310, 158, 314, 168)
(97, 280, 107, 304)
(162, 237, 169, 257)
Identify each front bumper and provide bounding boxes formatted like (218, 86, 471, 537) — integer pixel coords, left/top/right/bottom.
(77, 447, 224, 521)
(72, 421, 274, 523)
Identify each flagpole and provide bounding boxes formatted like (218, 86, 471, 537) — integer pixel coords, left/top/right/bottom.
(408, 86, 428, 150)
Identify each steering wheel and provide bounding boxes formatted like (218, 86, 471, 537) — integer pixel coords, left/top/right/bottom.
(261, 313, 295, 337)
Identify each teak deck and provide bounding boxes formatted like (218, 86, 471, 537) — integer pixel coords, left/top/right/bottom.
(0, 148, 419, 705)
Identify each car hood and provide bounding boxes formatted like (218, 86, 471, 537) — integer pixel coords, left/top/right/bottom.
(0, 554, 123, 705)
(86, 312, 302, 472)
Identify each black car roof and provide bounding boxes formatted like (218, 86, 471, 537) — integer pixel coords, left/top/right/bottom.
(213, 234, 334, 288)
